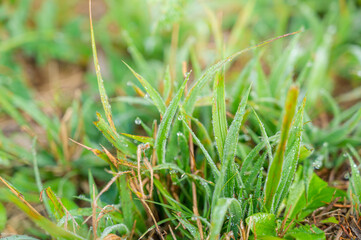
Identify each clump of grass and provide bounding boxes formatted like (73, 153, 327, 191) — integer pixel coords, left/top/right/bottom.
(1, 0, 360, 239)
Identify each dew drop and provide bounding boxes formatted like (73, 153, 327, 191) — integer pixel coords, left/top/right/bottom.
(177, 132, 183, 137)
(177, 115, 183, 120)
(135, 117, 142, 125)
(344, 172, 350, 180)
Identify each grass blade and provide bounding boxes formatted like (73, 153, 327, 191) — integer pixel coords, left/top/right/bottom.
(264, 85, 299, 210)
(252, 108, 273, 164)
(123, 61, 167, 115)
(271, 98, 305, 213)
(0, 177, 85, 240)
(181, 113, 220, 178)
(209, 198, 242, 240)
(212, 86, 251, 210)
(349, 154, 361, 205)
(94, 113, 137, 156)
(89, 1, 115, 130)
(155, 72, 190, 164)
(45, 187, 65, 221)
(212, 72, 228, 159)
(120, 133, 154, 146)
(184, 31, 301, 114)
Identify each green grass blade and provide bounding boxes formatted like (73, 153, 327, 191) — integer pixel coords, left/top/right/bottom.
(181, 113, 220, 178)
(155, 72, 190, 164)
(184, 31, 301, 114)
(94, 113, 137, 156)
(268, 34, 300, 98)
(100, 224, 129, 239)
(245, 152, 267, 193)
(175, 217, 201, 240)
(252, 108, 273, 164)
(349, 154, 361, 205)
(189, 115, 216, 158)
(209, 198, 242, 240)
(240, 142, 265, 181)
(212, 86, 251, 210)
(264, 85, 299, 210)
(120, 133, 154, 146)
(0, 178, 84, 240)
(123, 61, 167, 115)
(271, 98, 305, 213)
(89, 3, 115, 130)
(212, 72, 228, 159)
(45, 187, 65, 221)
(1, 235, 39, 240)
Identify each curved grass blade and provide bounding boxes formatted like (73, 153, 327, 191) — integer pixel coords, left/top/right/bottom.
(89, 2, 115, 130)
(181, 113, 220, 178)
(155, 72, 190, 164)
(240, 141, 265, 181)
(245, 152, 267, 193)
(212, 72, 228, 159)
(209, 198, 242, 240)
(184, 30, 301, 114)
(212, 86, 251, 210)
(264, 85, 299, 210)
(0, 177, 85, 240)
(100, 224, 129, 239)
(187, 113, 216, 157)
(123, 61, 166, 115)
(252, 108, 273, 163)
(94, 113, 137, 156)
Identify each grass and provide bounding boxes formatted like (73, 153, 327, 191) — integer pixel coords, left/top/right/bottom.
(0, 0, 361, 239)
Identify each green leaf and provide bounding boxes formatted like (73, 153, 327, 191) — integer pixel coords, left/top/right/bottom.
(0, 202, 6, 231)
(181, 113, 220, 178)
(0, 179, 84, 240)
(252, 109, 273, 164)
(175, 216, 201, 240)
(89, 7, 115, 130)
(94, 113, 137, 156)
(246, 213, 277, 237)
(349, 154, 361, 205)
(264, 85, 299, 210)
(271, 98, 306, 213)
(184, 31, 301, 114)
(320, 216, 338, 224)
(240, 141, 265, 181)
(155, 72, 190, 164)
(286, 171, 345, 220)
(212, 72, 228, 159)
(100, 224, 129, 239)
(120, 133, 154, 146)
(1, 236, 40, 240)
(45, 187, 65, 221)
(123, 61, 167, 115)
(212, 86, 251, 210)
(209, 198, 241, 240)
(285, 224, 325, 240)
